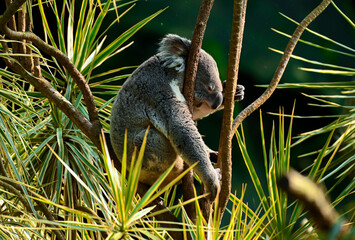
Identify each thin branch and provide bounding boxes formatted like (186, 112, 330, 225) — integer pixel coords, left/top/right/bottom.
(4, 0, 17, 32)
(181, 166, 196, 224)
(33, 54, 41, 78)
(1, 0, 182, 235)
(0, 157, 9, 178)
(183, 0, 215, 112)
(232, 0, 332, 133)
(0, 181, 32, 218)
(0, 0, 100, 131)
(24, 8, 34, 73)
(5, 59, 99, 145)
(0, 180, 66, 240)
(280, 169, 351, 238)
(17, 5, 27, 69)
(217, 0, 247, 218)
(1, 157, 65, 239)
(4, 0, 20, 60)
(182, 0, 215, 224)
(35, 200, 66, 240)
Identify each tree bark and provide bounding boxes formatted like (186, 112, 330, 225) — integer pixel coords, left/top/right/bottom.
(217, 0, 247, 219)
(231, 0, 333, 133)
(182, 0, 215, 224)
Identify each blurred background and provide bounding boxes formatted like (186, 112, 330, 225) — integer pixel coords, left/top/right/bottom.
(102, 0, 354, 207)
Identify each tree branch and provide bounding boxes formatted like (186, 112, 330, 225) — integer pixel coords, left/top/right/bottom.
(183, 0, 215, 112)
(4, 58, 99, 146)
(0, 180, 66, 240)
(1, 156, 65, 239)
(0, 0, 100, 132)
(182, 0, 215, 224)
(4, 0, 20, 59)
(232, 0, 332, 133)
(1, 1, 183, 237)
(0, 0, 101, 146)
(217, 0, 247, 219)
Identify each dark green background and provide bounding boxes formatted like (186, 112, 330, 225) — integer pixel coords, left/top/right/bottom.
(104, 0, 355, 209)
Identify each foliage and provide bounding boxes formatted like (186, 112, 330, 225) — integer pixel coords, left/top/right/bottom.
(0, 0, 354, 239)
(236, 109, 353, 240)
(269, 1, 355, 161)
(270, 3, 355, 219)
(0, 0, 167, 238)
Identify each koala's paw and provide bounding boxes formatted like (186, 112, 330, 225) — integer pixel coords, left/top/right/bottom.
(235, 84, 245, 102)
(206, 168, 221, 202)
(222, 81, 245, 102)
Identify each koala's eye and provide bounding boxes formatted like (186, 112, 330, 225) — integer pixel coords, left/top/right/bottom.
(207, 84, 214, 92)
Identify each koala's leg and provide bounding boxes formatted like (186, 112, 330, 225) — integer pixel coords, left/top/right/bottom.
(134, 128, 184, 186)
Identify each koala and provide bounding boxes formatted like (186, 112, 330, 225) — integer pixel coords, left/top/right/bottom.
(110, 34, 244, 201)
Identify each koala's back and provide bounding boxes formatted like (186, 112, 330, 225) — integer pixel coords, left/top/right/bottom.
(110, 55, 173, 165)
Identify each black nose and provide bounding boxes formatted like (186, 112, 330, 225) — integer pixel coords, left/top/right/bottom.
(211, 92, 223, 109)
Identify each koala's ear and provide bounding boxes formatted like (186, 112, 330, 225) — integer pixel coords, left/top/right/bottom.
(158, 34, 190, 73)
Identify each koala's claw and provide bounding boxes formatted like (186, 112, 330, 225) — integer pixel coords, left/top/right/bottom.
(207, 168, 222, 201)
(235, 85, 245, 101)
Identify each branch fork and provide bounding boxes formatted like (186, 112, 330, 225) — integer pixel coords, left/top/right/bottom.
(0, 0, 101, 146)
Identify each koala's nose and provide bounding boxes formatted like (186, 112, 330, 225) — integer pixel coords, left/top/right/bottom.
(211, 92, 223, 109)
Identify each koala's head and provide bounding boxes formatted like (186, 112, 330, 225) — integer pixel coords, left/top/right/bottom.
(158, 34, 223, 113)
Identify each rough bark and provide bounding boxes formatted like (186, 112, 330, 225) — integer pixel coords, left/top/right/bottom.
(182, 0, 215, 224)
(217, 0, 247, 219)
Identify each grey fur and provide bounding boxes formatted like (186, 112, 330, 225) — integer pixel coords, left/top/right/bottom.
(110, 34, 244, 201)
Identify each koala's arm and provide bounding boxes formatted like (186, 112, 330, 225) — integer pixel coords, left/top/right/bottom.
(147, 95, 220, 199)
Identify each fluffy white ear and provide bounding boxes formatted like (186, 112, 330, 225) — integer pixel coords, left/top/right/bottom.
(158, 34, 190, 73)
